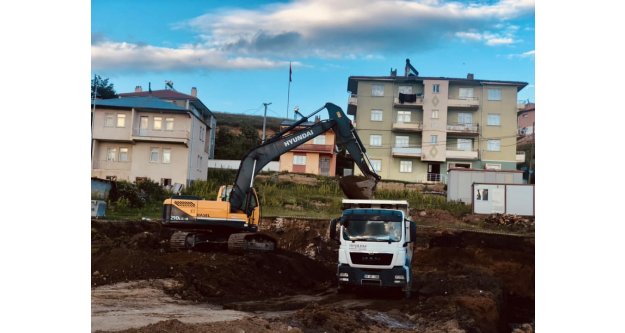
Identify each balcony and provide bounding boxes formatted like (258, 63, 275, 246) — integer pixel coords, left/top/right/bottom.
(394, 94, 424, 108)
(347, 94, 357, 115)
(448, 97, 479, 109)
(516, 151, 526, 162)
(392, 121, 423, 132)
(92, 160, 131, 171)
(446, 148, 478, 160)
(392, 146, 422, 158)
(132, 129, 190, 145)
(446, 123, 479, 136)
(291, 144, 334, 154)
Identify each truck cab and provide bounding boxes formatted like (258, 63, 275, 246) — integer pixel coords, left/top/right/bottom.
(330, 199, 416, 298)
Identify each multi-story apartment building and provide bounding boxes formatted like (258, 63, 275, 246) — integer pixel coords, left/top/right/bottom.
(347, 63, 527, 183)
(91, 89, 216, 187)
(278, 119, 337, 176)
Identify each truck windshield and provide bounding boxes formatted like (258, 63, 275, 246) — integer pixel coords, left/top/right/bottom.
(342, 215, 402, 242)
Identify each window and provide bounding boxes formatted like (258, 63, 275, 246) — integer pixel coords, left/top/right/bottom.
(488, 88, 502, 101)
(487, 139, 501, 151)
(395, 136, 409, 148)
(161, 178, 172, 186)
(116, 114, 126, 127)
(458, 113, 472, 125)
(371, 109, 383, 121)
(398, 85, 413, 94)
(449, 163, 471, 169)
(369, 135, 382, 147)
(432, 109, 439, 119)
(104, 113, 114, 127)
(293, 154, 307, 165)
(313, 135, 326, 145)
(485, 163, 502, 170)
(431, 135, 438, 144)
(165, 118, 174, 131)
(371, 84, 384, 96)
(105, 175, 117, 181)
(199, 126, 205, 141)
(487, 114, 501, 126)
(370, 159, 382, 172)
(459, 88, 474, 99)
(457, 139, 472, 151)
(150, 148, 159, 162)
(432, 84, 440, 93)
(197, 155, 203, 169)
(400, 160, 412, 173)
(162, 148, 171, 164)
(397, 111, 411, 123)
(119, 148, 129, 161)
(136, 177, 148, 184)
(106, 148, 117, 161)
(153, 117, 162, 130)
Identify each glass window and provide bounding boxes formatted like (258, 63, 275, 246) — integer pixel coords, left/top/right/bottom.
(116, 114, 126, 127)
(395, 136, 409, 148)
(369, 135, 382, 146)
(104, 113, 114, 127)
(457, 139, 472, 151)
(371, 109, 383, 121)
(431, 135, 438, 144)
(458, 113, 472, 125)
(370, 159, 382, 172)
(153, 117, 162, 130)
(488, 88, 502, 101)
(432, 110, 439, 119)
(397, 111, 411, 123)
(293, 154, 307, 165)
(150, 148, 159, 162)
(400, 160, 412, 173)
(398, 85, 413, 94)
(459, 88, 474, 99)
(106, 148, 116, 161)
(165, 118, 174, 130)
(119, 147, 128, 161)
(433, 84, 440, 93)
(487, 139, 501, 151)
(487, 114, 501, 126)
(162, 148, 171, 164)
(371, 84, 384, 97)
(313, 135, 326, 144)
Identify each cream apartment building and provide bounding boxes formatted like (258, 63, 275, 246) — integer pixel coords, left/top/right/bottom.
(91, 94, 215, 187)
(347, 66, 527, 183)
(278, 120, 337, 176)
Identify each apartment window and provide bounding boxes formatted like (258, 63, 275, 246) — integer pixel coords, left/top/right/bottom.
(105, 175, 117, 181)
(371, 84, 384, 97)
(397, 111, 411, 123)
(293, 154, 307, 165)
(150, 148, 159, 162)
(119, 148, 129, 162)
(395, 136, 409, 148)
(398, 85, 413, 94)
(449, 162, 471, 169)
(371, 109, 383, 121)
(400, 160, 412, 173)
(432, 84, 440, 93)
(161, 178, 172, 186)
(106, 148, 117, 161)
(458, 113, 473, 125)
(457, 139, 472, 151)
(485, 163, 502, 170)
(313, 135, 326, 145)
(369, 135, 382, 147)
(162, 148, 171, 164)
(104, 113, 114, 127)
(153, 117, 162, 130)
(165, 118, 174, 131)
(199, 126, 205, 141)
(370, 159, 382, 172)
(487, 114, 501, 126)
(487, 139, 501, 151)
(488, 88, 502, 101)
(431, 135, 438, 144)
(432, 109, 439, 119)
(459, 88, 474, 99)
(116, 114, 126, 127)
(197, 155, 203, 169)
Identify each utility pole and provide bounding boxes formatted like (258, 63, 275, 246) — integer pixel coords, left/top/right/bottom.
(262, 102, 272, 143)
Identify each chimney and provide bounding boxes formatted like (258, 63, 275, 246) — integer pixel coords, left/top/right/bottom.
(467, 73, 474, 80)
(191, 87, 197, 97)
(135, 86, 142, 92)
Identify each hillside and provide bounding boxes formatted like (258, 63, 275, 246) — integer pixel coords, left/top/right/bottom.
(213, 112, 286, 134)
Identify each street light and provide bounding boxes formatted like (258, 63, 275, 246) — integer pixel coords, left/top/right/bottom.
(262, 102, 271, 143)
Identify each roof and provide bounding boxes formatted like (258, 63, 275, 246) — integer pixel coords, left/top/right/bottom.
(347, 75, 528, 93)
(92, 97, 188, 112)
(118, 89, 197, 100)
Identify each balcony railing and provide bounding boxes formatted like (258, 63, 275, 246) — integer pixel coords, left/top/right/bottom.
(424, 173, 447, 184)
(392, 121, 423, 132)
(347, 94, 357, 116)
(92, 160, 131, 170)
(448, 96, 479, 108)
(446, 123, 479, 135)
(132, 129, 190, 143)
(516, 151, 526, 162)
(392, 146, 422, 157)
(291, 144, 334, 153)
(446, 147, 478, 160)
(394, 95, 424, 107)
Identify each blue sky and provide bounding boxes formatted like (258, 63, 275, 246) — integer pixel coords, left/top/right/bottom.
(92, 0, 535, 119)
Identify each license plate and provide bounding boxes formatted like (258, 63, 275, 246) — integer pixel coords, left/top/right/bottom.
(364, 274, 379, 279)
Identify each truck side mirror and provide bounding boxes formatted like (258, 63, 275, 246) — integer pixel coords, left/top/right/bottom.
(329, 218, 340, 244)
(410, 221, 417, 242)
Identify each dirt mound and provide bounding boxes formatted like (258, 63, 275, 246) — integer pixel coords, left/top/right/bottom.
(94, 317, 293, 333)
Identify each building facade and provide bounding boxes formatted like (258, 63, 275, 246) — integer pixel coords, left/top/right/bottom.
(347, 64, 527, 183)
(278, 120, 337, 176)
(91, 92, 216, 187)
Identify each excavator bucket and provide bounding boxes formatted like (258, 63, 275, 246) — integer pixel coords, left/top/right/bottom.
(339, 175, 378, 199)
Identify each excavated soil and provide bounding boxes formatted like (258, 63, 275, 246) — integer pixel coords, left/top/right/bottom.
(92, 215, 534, 333)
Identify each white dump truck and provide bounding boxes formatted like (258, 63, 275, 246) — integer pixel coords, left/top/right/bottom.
(329, 199, 416, 298)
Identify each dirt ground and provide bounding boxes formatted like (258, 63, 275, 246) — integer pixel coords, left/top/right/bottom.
(92, 211, 534, 333)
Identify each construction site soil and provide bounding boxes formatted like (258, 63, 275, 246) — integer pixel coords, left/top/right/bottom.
(92, 212, 534, 333)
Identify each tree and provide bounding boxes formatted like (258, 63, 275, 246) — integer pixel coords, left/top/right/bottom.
(91, 75, 117, 99)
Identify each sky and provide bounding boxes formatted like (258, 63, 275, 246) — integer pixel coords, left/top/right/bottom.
(91, 0, 535, 119)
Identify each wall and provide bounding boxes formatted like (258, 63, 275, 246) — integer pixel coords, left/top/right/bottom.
(479, 85, 518, 165)
(447, 169, 524, 204)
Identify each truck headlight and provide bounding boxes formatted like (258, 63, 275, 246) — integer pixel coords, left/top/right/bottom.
(394, 275, 405, 280)
(339, 272, 349, 277)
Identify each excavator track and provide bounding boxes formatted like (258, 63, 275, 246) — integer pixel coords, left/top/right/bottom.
(227, 232, 277, 253)
(169, 231, 193, 250)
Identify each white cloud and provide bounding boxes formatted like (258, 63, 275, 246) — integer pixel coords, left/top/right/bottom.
(506, 49, 535, 59)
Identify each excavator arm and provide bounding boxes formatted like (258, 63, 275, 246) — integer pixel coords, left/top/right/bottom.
(229, 102, 380, 216)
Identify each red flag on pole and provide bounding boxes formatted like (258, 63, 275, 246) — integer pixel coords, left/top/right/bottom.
(289, 62, 292, 82)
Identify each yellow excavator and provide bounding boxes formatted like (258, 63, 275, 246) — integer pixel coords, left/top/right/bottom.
(162, 102, 380, 252)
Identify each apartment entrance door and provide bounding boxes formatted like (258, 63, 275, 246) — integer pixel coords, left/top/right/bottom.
(319, 156, 330, 176)
(139, 116, 149, 136)
(427, 163, 441, 182)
